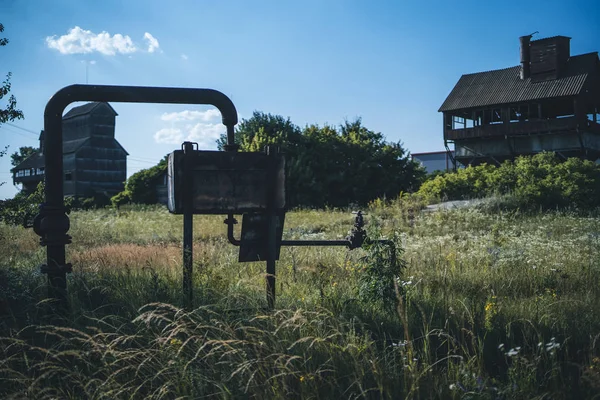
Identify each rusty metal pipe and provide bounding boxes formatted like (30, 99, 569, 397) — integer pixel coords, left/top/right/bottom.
(224, 216, 352, 247)
(225, 214, 241, 246)
(41, 84, 239, 309)
(281, 240, 351, 247)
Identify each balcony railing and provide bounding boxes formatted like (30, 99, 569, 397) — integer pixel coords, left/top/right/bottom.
(445, 116, 593, 140)
(13, 174, 45, 183)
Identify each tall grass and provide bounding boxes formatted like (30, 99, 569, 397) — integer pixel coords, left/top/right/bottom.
(1, 201, 600, 398)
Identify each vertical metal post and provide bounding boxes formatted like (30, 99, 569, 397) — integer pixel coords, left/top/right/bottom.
(182, 142, 194, 308)
(40, 111, 72, 313)
(265, 146, 278, 309)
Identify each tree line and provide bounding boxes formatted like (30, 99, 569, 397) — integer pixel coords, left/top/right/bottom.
(114, 112, 425, 209)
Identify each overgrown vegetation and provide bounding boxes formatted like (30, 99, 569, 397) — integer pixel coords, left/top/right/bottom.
(1, 201, 600, 398)
(419, 152, 600, 210)
(0, 182, 111, 227)
(111, 156, 167, 207)
(227, 112, 425, 208)
(115, 113, 425, 209)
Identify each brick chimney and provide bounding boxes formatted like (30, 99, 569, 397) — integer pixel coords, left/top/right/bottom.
(519, 34, 533, 79)
(529, 35, 571, 81)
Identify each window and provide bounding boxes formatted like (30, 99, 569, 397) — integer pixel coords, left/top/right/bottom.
(491, 108, 503, 124)
(24, 169, 31, 176)
(452, 116, 466, 130)
(510, 105, 530, 122)
(65, 172, 72, 181)
(475, 110, 484, 126)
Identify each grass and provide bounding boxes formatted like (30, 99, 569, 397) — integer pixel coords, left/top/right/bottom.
(1, 200, 600, 398)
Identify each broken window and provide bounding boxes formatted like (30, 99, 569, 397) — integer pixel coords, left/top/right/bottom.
(491, 108, 503, 124)
(510, 105, 530, 122)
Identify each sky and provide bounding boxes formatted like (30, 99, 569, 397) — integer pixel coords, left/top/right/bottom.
(1, 0, 599, 199)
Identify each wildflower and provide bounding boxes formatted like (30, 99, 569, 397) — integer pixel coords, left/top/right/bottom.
(506, 347, 521, 357)
(545, 338, 560, 352)
(299, 375, 305, 382)
(169, 338, 182, 347)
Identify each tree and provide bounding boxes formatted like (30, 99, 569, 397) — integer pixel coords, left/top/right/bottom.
(111, 156, 168, 206)
(217, 111, 303, 151)
(1, 23, 24, 186)
(0, 23, 24, 125)
(10, 146, 36, 167)
(220, 112, 425, 208)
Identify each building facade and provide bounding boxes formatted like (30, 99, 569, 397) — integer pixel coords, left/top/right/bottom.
(411, 151, 456, 173)
(439, 34, 600, 166)
(12, 102, 128, 197)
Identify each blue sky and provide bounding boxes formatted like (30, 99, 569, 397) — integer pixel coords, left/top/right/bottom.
(1, 0, 599, 199)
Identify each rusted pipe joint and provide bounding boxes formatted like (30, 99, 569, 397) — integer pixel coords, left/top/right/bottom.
(33, 204, 72, 246)
(40, 263, 73, 274)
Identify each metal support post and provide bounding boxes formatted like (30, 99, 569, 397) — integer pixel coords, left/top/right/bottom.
(182, 141, 195, 308)
(265, 146, 278, 309)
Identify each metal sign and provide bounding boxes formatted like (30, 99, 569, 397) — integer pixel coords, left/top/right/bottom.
(239, 212, 286, 262)
(167, 150, 285, 214)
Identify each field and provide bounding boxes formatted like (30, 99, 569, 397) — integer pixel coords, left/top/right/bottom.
(1, 200, 600, 399)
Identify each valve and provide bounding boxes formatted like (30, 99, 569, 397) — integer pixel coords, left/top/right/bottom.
(346, 211, 367, 250)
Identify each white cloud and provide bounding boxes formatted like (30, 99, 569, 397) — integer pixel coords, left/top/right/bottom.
(185, 122, 226, 149)
(154, 128, 183, 144)
(46, 26, 137, 55)
(181, 54, 188, 60)
(144, 32, 160, 53)
(46, 27, 161, 56)
(155, 108, 226, 148)
(160, 109, 221, 123)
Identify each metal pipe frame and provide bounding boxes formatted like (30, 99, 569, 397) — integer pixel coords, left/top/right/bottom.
(38, 84, 238, 309)
(225, 215, 351, 248)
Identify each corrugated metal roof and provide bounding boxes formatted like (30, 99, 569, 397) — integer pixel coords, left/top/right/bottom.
(12, 138, 91, 171)
(439, 52, 599, 112)
(63, 138, 90, 153)
(12, 152, 45, 171)
(63, 102, 118, 120)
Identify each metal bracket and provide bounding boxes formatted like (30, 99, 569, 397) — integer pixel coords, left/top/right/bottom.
(40, 263, 73, 274)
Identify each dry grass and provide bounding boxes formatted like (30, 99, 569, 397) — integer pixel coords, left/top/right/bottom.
(1, 202, 600, 398)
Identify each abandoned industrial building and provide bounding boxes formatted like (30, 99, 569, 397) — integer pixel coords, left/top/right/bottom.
(11, 102, 128, 196)
(439, 34, 600, 166)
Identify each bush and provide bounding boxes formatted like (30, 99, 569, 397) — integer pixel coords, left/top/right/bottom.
(0, 182, 44, 227)
(0, 184, 113, 227)
(111, 157, 166, 206)
(417, 152, 600, 210)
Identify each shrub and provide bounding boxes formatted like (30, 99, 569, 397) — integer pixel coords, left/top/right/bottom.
(112, 157, 167, 206)
(417, 152, 600, 210)
(0, 182, 44, 227)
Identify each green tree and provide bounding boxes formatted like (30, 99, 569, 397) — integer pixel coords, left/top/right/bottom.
(0, 23, 24, 126)
(1, 23, 24, 186)
(300, 119, 424, 207)
(10, 146, 36, 167)
(221, 112, 424, 208)
(218, 111, 302, 151)
(111, 157, 168, 206)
